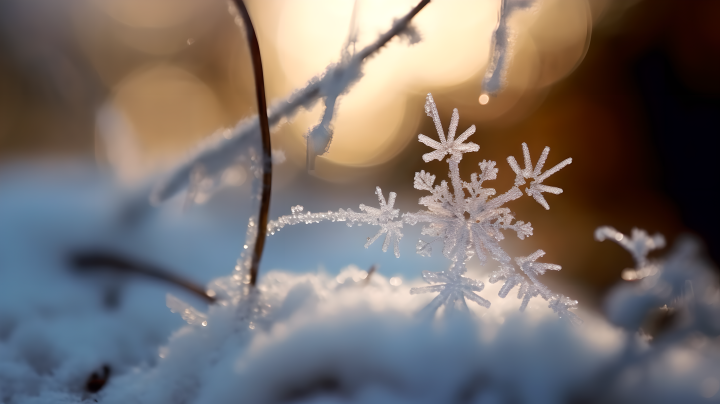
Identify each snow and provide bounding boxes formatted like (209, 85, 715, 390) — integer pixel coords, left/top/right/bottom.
(1, 163, 720, 403)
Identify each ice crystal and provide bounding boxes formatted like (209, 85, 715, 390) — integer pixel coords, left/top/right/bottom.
(269, 93, 577, 320)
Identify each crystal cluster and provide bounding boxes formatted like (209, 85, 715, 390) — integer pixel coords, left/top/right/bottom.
(270, 93, 578, 321)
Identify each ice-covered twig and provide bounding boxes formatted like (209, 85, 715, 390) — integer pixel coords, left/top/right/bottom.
(581, 233, 720, 402)
(151, 0, 431, 203)
(268, 187, 404, 257)
(481, 0, 536, 96)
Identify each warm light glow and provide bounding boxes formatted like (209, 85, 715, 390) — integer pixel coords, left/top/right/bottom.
(89, 0, 210, 29)
(107, 64, 226, 174)
(702, 377, 720, 398)
(479, 94, 490, 105)
(274, 0, 499, 167)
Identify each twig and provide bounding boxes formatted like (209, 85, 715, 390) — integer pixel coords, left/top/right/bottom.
(71, 252, 216, 303)
(232, 0, 272, 286)
(364, 264, 378, 285)
(151, 0, 432, 203)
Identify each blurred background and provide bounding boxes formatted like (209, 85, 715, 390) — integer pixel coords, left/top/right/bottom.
(0, 0, 718, 309)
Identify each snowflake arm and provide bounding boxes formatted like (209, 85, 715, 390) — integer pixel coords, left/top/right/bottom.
(410, 270, 490, 317)
(516, 249, 561, 278)
(418, 94, 479, 162)
(489, 249, 579, 322)
(507, 143, 572, 210)
(413, 170, 436, 191)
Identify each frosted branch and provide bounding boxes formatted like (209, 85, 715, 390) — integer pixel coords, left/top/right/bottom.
(481, 0, 536, 96)
(152, 0, 431, 202)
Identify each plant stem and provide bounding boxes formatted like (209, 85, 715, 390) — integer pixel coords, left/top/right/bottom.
(232, 0, 272, 287)
(72, 252, 216, 303)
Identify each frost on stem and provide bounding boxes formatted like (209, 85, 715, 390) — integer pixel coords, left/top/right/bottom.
(481, 0, 536, 97)
(151, 0, 431, 203)
(270, 93, 577, 321)
(268, 187, 404, 258)
(167, 294, 208, 327)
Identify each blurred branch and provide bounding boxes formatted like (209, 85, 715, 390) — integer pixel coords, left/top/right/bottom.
(71, 251, 216, 303)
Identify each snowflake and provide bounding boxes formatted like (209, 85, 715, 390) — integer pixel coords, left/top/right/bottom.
(269, 93, 578, 321)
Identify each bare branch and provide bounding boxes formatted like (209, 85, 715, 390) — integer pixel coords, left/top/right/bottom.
(231, 0, 272, 286)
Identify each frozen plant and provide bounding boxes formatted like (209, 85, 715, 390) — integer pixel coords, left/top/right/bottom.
(269, 93, 578, 321)
(598, 227, 720, 335)
(595, 226, 665, 280)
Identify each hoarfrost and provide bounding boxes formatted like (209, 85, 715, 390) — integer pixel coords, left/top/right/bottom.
(482, 0, 537, 96)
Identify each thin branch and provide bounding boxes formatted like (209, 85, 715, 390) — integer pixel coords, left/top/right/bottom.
(71, 252, 216, 303)
(355, 0, 429, 61)
(232, 0, 272, 287)
(364, 264, 378, 285)
(151, 0, 432, 203)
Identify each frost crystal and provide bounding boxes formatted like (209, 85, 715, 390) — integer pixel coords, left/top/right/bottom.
(595, 226, 665, 269)
(270, 93, 577, 321)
